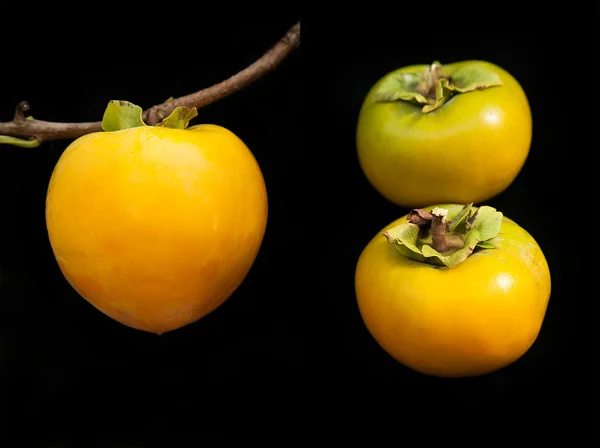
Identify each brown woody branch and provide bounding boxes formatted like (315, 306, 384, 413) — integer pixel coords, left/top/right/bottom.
(0, 21, 300, 145)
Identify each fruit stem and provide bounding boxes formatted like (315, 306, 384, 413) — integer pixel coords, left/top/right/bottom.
(430, 208, 451, 252)
(407, 207, 453, 253)
(385, 204, 503, 268)
(417, 62, 445, 100)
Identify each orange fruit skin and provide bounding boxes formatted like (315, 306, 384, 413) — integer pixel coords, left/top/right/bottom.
(355, 204, 551, 377)
(46, 124, 268, 334)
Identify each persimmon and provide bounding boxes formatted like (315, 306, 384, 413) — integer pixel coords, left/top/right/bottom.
(46, 101, 267, 334)
(356, 60, 532, 208)
(354, 203, 551, 377)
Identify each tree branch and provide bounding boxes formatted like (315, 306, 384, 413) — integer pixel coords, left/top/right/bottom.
(0, 21, 300, 147)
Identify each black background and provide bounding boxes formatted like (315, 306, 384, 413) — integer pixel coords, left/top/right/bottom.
(1, 6, 598, 447)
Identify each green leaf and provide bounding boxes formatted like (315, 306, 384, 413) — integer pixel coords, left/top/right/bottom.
(373, 72, 430, 105)
(156, 106, 198, 129)
(383, 222, 422, 254)
(373, 62, 503, 114)
(382, 222, 429, 263)
(0, 135, 41, 148)
(448, 65, 503, 93)
(421, 229, 481, 268)
(466, 205, 503, 241)
(422, 65, 503, 112)
(422, 78, 452, 113)
(384, 203, 504, 269)
(447, 203, 473, 232)
(476, 240, 496, 250)
(101, 100, 147, 132)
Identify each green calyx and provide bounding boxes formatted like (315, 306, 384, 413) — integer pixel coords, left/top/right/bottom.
(383, 204, 503, 268)
(101, 100, 198, 132)
(373, 61, 503, 113)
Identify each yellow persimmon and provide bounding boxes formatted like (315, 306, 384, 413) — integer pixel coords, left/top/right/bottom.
(46, 103, 267, 334)
(355, 203, 551, 377)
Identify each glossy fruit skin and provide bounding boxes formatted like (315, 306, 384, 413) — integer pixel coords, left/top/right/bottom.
(46, 124, 267, 334)
(355, 204, 551, 377)
(356, 61, 532, 208)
